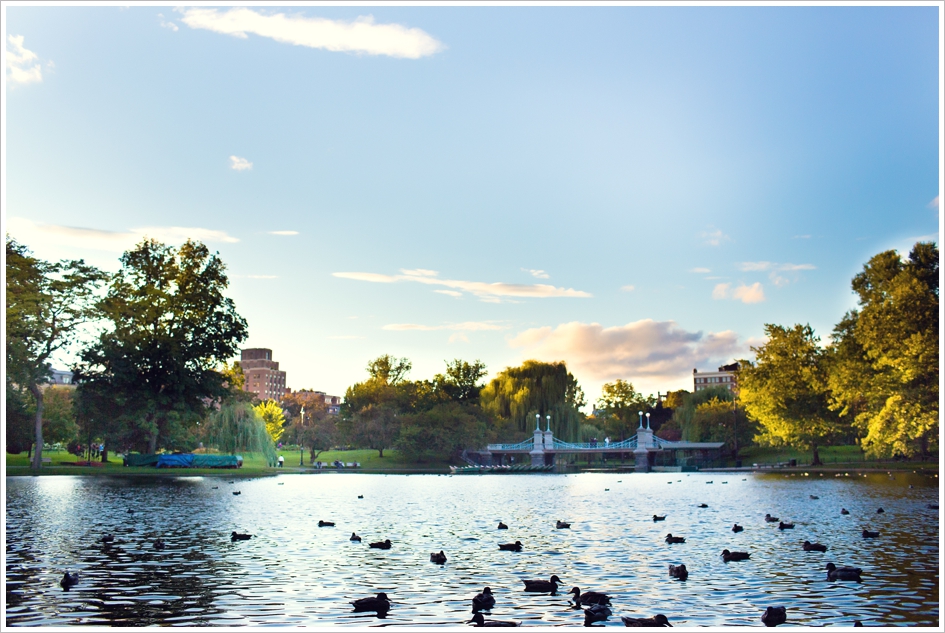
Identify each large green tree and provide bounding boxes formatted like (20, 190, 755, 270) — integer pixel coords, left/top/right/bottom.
(396, 401, 491, 462)
(594, 379, 655, 439)
(75, 239, 248, 453)
(480, 360, 585, 442)
(739, 324, 842, 465)
(828, 242, 938, 457)
(5, 237, 106, 468)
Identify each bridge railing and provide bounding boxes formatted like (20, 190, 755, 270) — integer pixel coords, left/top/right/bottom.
(486, 439, 535, 451)
(551, 437, 637, 451)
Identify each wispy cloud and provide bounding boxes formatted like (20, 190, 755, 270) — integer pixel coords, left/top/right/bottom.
(6, 35, 43, 84)
(158, 13, 179, 31)
(929, 196, 939, 210)
(509, 319, 744, 384)
(333, 268, 591, 302)
(177, 8, 444, 59)
(620, 285, 635, 292)
(269, 230, 299, 236)
(230, 155, 253, 171)
(435, 290, 463, 297)
(701, 227, 731, 247)
(689, 267, 711, 274)
(713, 282, 765, 303)
(382, 321, 506, 332)
(738, 261, 815, 272)
(523, 268, 549, 279)
(6, 217, 239, 253)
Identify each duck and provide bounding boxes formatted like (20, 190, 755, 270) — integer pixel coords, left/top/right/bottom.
(430, 551, 447, 564)
(621, 614, 672, 627)
(721, 549, 750, 562)
(861, 529, 880, 538)
(468, 613, 520, 627)
(732, 524, 744, 533)
(810, 495, 820, 500)
(127, 508, 135, 513)
(802, 540, 828, 552)
(584, 604, 613, 626)
(499, 541, 523, 552)
(232, 491, 241, 496)
(761, 606, 787, 627)
(100, 534, 115, 544)
(522, 574, 561, 593)
(653, 515, 666, 522)
(351, 592, 391, 613)
(318, 520, 335, 527)
(668, 564, 688, 581)
(853, 621, 864, 627)
(826, 562, 862, 581)
(698, 503, 709, 508)
(927, 503, 938, 509)
(876, 508, 885, 514)
(778, 521, 795, 530)
(153, 539, 166, 550)
(231, 532, 253, 541)
(60, 572, 79, 590)
(210, 487, 218, 490)
(369, 539, 392, 549)
(556, 521, 571, 529)
(665, 534, 685, 544)
(472, 586, 496, 612)
(569, 586, 611, 606)
(358, 495, 364, 499)
(350, 533, 362, 542)
(497, 522, 508, 530)
(841, 508, 850, 515)
(764, 514, 779, 523)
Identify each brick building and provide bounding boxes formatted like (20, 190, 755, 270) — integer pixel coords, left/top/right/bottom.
(241, 348, 287, 402)
(693, 362, 739, 393)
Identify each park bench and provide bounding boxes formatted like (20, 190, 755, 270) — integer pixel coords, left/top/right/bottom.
(40, 457, 51, 466)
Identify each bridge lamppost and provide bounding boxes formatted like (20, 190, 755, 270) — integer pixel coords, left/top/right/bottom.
(299, 406, 305, 467)
(638, 411, 643, 429)
(545, 414, 551, 432)
(645, 412, 651, 430)
(535, 413, 541, 431)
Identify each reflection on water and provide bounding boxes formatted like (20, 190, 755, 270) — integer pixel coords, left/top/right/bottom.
(5, 471, 940, 626)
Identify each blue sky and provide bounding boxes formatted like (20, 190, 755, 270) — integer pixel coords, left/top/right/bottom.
(4, 4, 941, 405)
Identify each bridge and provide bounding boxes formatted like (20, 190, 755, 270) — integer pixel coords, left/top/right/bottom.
(471, 413, 724, 472)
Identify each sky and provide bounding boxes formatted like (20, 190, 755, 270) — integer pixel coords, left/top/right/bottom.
(3, 2, 941, 408)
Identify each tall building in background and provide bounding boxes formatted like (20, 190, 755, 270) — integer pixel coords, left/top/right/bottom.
(693, 363, 739, 393)
(241, 348, 287, 402)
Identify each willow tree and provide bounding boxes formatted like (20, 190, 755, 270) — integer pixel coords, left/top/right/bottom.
(480, 360, 585, 442)
(253, 400, 286, 444)
(202, 401, 277, 465)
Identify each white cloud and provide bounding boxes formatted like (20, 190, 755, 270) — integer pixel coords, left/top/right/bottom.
(509, 319, 744, 385)
(158, 14, 179, 31)
(689, 267, 711, 274)
(6, 217, 239, 254)
(434, 290, 463, 297)
(620, 285, 635, 292)
(739, 261, 815, 272)
(177, 8, 444, 59)
(929, 196, 939, 210)
(523, 268, 550, 279)
(6, 35, 43, 84)
(269, 230, 299, 236)
(230, 156, 253, 171)
(333, 268, 591, 302)
(383, 321, 506, 332)
(701, 228, 731, 246)
(713, 282, 765, 303)
(777, 263, 816, 271)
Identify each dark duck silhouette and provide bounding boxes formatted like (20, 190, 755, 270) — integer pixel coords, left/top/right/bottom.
(764, 514, 779, 523)
(778, 521, 795, 530)
(803, 540, 827, 552)
(153, 539, 166, 550)
(232, 491, 241, 495)
(60, 572, 79, 590)
(668, 564, 688, 581)
(497, 522, 508, 530)
(472, 586, 496, 612)
(928, 503, 939, 510)
(100, 534, 115, 544)
(350, 532, 362, 542)
(351, 592, 391, 613)
(762, 606, 787, 627)
(569, 586, 611, 606)
(369, 539, 392, 549)
(876, 507, 885, 514)
(522, 575, 561, 593)
(810, 495, 820, 500)
(358, 495, 364, 499)
(556, 521, 571, 529)
(499, 541, 523, 552)
(826, 562, 862, 581)
(841, 508, 850, 515)
(698, 503, 709, 508)
(318, 520, 335, 527)
(621, 614, 672, 627)
(231, 531, 253, 541)
(584, 604, 613, 626)
(732, 524, 744, 533)
(721, 549, 750, 562)
(653, 515, 666, 522)
(862, 529, 880, 538)
(430, 550, 447, 564)
(468, 613, 520, 627)
(665, 534, 685, 544)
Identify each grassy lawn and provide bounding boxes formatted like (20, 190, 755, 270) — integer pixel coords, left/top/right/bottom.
(733, 445, 938, 470)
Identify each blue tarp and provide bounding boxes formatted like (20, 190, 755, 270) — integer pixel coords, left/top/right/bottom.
(157, 454, 195, 468)
(192, 454, 240, 468)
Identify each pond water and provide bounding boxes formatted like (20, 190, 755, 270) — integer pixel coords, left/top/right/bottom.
(4, 471, 940, 627)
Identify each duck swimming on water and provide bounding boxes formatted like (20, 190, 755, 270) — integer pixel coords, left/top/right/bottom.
(862, 529, 880, 538)
(653, 515, 666, 522)
(826, 562, 862, 581)
(522, 575, 561, 593)
(556, 521, 571, 529)
(721, 549, 750, 562)
(231, 532, 252, 541)
(350, 533, 362, 542)
(497, 522, 508, 530)
(761, 606, 787, 627)
(351, 592, 391, 613)
(584, 604, 613, 626)
(569, 586, 611, 606)
(468, 613, 520, 627)
(764, 514, 779, 523)
(369, 539, 392, 549)
(499, 541, 523, 552)
(60, 572, 79, 590)
(621, 614, 672, 627)
(732, 524, 744, 533)
(665, 534, 685, 544)
(472, 586, 496, 612)
(430, 551, 447, 564)
(668, 564, 688, 581)
(778, 521, 795, 530)
(803, 540, 827, 552)
(318, 520, 335, 527)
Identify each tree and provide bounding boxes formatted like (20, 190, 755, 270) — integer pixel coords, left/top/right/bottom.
(5, 237, 106, 469)
(689, 397, 755, 459)
(595, 379, 655, 439)
(281, 390, 337, 462)
(76, 239, 248, 453)
(201, 400, 276, 464)
(739, 324, 842, 465)
(341, 404, 401, 458)
(254, 400, 286, 444)
(828, 242, 938, 457)
(480, 360, 585, 442)
(396, 401, 490, 462)
(37, 387, 79, 446)
(433, 359, 488, 404)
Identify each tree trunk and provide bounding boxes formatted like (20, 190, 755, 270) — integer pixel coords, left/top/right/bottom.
(101, 447, 108, 463)
(377, 448, 384, 458)
(29, 383, 44, 470)
(148, 432, 158, 454)
(811, 444, 822, 466)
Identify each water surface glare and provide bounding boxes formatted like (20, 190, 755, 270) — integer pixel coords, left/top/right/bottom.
(5, 472, 940, 626)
